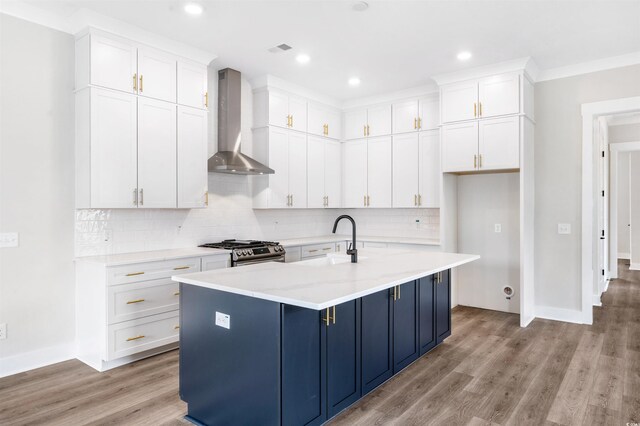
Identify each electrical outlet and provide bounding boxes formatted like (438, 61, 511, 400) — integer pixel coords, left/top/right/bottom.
(0, 323, 7, 340)
(215, 312, 230, 329)
(494, 224, 502, 233)
(558, 223, 571, 235)
(0, 233, 19, 248)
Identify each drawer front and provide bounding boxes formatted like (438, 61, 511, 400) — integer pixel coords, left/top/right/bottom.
(107, 257, 201, 286)
(108, 279, 179, 324)
(201, 255, 231, 271)
(107, 311, 180, 361)
(301, 243, 336, 259)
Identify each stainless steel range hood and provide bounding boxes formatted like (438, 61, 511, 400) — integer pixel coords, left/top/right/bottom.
(208, 68, 274, 175)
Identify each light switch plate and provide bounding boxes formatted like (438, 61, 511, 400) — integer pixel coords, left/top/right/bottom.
(0, 233, 19, 248)
(558, 223, 571, 235)
(494, 224, 502, 233)
(215, 312, 230, 329)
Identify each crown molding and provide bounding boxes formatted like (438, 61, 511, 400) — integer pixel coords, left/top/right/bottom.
(537, 51, 640, 82)
(250, 74, 342, 109)
(342, 83, 439, 110)
(431, 57, 536, 86)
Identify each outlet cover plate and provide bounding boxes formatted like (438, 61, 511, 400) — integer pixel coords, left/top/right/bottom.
(0, 233, 18, 248)
(558, 223, 572, 235)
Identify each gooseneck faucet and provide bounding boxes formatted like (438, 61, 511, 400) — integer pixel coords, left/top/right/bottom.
(332, 215, 358, 263)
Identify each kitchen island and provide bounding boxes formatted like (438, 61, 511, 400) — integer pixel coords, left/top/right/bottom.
(173, 248, 479, 426)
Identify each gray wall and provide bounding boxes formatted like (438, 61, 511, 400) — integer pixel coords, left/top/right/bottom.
(0, 14, 75, 362)
(534, 64, 640, 312)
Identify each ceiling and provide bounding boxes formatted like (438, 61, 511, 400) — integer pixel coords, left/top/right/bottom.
(18, 0, 640, 101)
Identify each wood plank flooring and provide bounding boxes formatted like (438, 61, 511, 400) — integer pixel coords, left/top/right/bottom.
(1, 260, 638, 426)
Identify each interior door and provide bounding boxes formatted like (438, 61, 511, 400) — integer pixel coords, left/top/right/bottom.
(342, 140, 368, 208)
(367, 136, 393, 208)
(268, 90, 290, 129)
(441, 121, 478, 173)
(367, 104, 392, 137)
(419, 130, 441, 208)
(441, 80, 478, 123)
(288, 131, 307, 208)
(137, 47, 177, 103)
(177, 106, 208, 208)
(307, 135, 325, 208)
(344, 109, 368, 140)
(137, 97, 177, 208)
(325, 140, 342, 208)
(288, 95, 307, 132)
(90, 34, 137, 93)
(478, 116, 519, 171)
(90, 88, 138, 208)
(267, 127, 289, 208)
(478, 73, 519, 118)
(177, 60, 207, 109)
(419, 96, 440, 130)
(392, 100, 419, 134)
(392, 133, 420, 208)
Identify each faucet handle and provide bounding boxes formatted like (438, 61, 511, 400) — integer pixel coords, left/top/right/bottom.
(348, 242, 353, 251)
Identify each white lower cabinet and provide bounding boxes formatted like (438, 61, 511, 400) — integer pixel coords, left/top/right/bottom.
(107, 311, 180, 361)
(307, 136, 342, 208)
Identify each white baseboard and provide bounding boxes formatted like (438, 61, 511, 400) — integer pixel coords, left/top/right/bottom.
(618, 252, 630, 260)
(593, 293, 602, 307)
(0, 342, 75, 378)
(520, 314, 535, 327)
(631, 263, 640, 271)
(535, 305, 584, 324)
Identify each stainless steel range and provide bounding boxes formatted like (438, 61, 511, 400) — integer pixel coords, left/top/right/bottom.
(199, 240, 285, 267)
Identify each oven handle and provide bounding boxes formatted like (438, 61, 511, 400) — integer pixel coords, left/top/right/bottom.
(234, 255, 286, 267)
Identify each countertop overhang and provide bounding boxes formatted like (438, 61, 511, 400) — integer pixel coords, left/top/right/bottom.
(173, 248, 479, 310)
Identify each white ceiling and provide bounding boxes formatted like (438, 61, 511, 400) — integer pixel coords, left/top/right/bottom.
(17, 0, 640, 100)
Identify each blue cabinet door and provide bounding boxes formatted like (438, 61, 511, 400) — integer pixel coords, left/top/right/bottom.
(436, 270, 451, 343)
(361, 288, 393, 394)
(282, 305, 327, 426)
(418, 275, 436, 355)
(392, 281, 419, 373)
(326, 299, 361, 418)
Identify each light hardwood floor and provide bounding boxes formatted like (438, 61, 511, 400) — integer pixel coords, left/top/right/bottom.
(1, 261, 638, 426)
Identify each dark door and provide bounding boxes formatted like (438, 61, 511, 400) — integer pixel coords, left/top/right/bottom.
(418, 275, 436, 355)
(361, 288, 393, 394)
(436, 269, 451, 343)
(326, 299, 361, 418)
(392, 281, 419, 373)
(282, 305, 326, 426)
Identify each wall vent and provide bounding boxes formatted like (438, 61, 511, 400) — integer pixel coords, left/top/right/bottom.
(268, 44, 293, 53)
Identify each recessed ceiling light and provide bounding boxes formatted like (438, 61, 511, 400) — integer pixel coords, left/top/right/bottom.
(457, 51, 472, 61)
(348, 77, 361, 86)
(296, 54, 310, 64)
(352, 1, 369, 12)
(184, 2, 203, 15)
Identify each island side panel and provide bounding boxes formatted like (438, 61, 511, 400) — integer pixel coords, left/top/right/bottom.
(179, 283, 281, 426)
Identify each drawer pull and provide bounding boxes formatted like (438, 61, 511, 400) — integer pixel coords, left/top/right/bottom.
(126, 272, 145, 277)
(174, 292, 180, 296)
(173, 266, 190, 270)
(126, 335, 145, 342)
(174, 325, 180, 330)
(322, 248, 332, 251)
(126, 299, 145, 304)
(308, 249, 319, 253)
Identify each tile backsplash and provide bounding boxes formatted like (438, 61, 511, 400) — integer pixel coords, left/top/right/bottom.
(75, 174, 439, 257)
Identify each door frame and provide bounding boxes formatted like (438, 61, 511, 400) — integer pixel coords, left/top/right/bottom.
(581, 96, 640, 324)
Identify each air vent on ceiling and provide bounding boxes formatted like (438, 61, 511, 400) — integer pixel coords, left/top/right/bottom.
(268, 43, 293, 53)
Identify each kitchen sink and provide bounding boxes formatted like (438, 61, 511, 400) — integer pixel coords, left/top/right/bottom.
(297, 254, 367, 266)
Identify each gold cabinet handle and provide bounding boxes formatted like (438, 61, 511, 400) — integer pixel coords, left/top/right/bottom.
(418, 117, 422, 129)
(474, 154, 478, 169)
(364, 125, 367, 137)
(133, 188, 138, 206)
(290, 194, 293, 206)
(479, 154, 483, 168)
(393, 286, 397, 301)
(204, 92, 209, 108)
(414, 118, 417, 129)
(418, 194, 422, 206)
(473, 102, 477, 117)
(398, 285, 401, 300)
(126, 335, 145, 342)
(174, 325, 180, 330)
(174, 292, 180, 296)
(309, 249, 319, 253)
(126, 299, 145, 304)
(364, 195, 367, 207)
(479, 102, 482, 117)
(126, 271, 144, 277)
(290, 115, 294, 127)
(139, 75, 143, 92)
(174, 266, 190, 270)
(367, 195, 370, 206)
(205, 191, 209, 206)
(414, 194, 418, 206)
(367, 125, 370, 136)
(322, 247, 332, 251)
(139, 188, 144, 206)
(133, 73, 138, 92)
(324, 308, 331, 326)
(332, 306, 336, 325)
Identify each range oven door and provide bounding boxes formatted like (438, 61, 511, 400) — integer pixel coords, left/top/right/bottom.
(233, 255, 286, 267)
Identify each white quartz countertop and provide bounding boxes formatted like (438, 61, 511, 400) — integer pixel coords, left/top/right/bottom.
(173, 248, 479, 310)
(75, 247, 230, 266)
(278, 235, 440, 247)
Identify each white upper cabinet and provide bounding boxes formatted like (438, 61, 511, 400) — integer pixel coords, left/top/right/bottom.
(344, 109, 368, 140)
(177, 61, 208, 109)
(254, 90, 308, 132)
(87, 35, 137, 93)
(308, 103, 341, 139)
(366, 136, 392, 208)
(307, 137, 342, 208)
(137, 98, 177, 208)
(419, 130, 440, 208)
(419, 96, 440, 130)
(441, 80, 478, 124)
(477, 73, 520, 119)
(288, 96, 307, 132)
(392, 133, 420, 207)
(478, 116, 519, 171)
(392, 100, 420, 134)
(441, 121, 478, 173)
(344, 104, 392, 140)
(265, 127, 290, 209)
(177, 106, 208, 208)
(324, 140, 342, 208)
(342, 140, 368, 208)
(288, 131, 308, 207)
(137, 47, 177, 103)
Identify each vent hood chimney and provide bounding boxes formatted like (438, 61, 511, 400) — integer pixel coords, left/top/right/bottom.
(208, 68, 274, 175)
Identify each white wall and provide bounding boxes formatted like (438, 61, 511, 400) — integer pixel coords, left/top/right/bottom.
(630, 152, 640, 269)
(457, 173, 520, 313)
(609, 123, 640, 143)
(0, 14, 76, 367)
(617, 152, 631, 258)
(534, 64, 640, 315)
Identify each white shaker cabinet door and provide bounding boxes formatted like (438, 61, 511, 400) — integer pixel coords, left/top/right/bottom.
(90, 88, 138, 208)
(324, 139, 342, 208)
(478, 116, 520, 171)
(342, 139, 368, 208)
(367, 104, 392, 137)
(177, 106, 208, 208)
(478, 73, 519, 119)
(287, 131, 307, 208)
(419, 130, 441, 208)
(367, 136, 392, 208)
(325, 108, 342, 140)
(344, 109, 368, 140)
(419, 96, 440, 130)
(268, 91, 290, 129)
(441, 80, 478, 124)
(392, 133, 420, 208)
(267, 127, 290, 208)
(441, 121, 478, 173)
(307, 135, 326, 208)
(177, 60, 208, 109)
(392, 100, 419, 134)
(307, 103, 327, 138)
(137, 98, 177, 208)
(90, 35, 137, 93)
(288, 96, 307, 133)
(137, 47, 177, 103)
